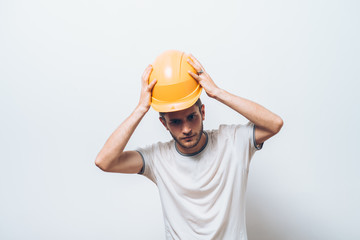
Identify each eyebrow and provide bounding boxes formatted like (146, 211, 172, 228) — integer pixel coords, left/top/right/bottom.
(169, 112, 197, 121)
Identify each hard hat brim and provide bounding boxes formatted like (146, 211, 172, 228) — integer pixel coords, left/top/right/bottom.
(151, 85, 202, 113)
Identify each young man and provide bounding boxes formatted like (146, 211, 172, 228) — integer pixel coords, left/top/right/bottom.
(95, 54, 283, 240)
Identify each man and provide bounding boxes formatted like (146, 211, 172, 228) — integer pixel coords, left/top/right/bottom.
(95, 54, 283, 239)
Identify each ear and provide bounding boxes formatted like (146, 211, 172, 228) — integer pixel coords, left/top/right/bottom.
(200, 104, 205, 121)
(159, 117, 169, 130)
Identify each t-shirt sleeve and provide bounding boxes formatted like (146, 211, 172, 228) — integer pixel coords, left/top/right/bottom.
(136, 145, 157, 183)
(218, 122, 263, 165)
(219, 122, 263, 151)
(240, 121, 263, 157)
(250, 122, 264, 152)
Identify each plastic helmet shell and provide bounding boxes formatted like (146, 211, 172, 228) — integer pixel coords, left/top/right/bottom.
(149, 50, 202, 112)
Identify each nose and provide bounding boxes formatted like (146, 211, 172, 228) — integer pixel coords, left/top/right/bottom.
(182, 123, 192, 136)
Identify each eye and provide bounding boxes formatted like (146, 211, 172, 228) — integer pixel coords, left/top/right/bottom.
(170, 120, 181, 125)
(188, 114, 195, 121)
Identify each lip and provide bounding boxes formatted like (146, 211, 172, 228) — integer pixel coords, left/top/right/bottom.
(182, 135, 195, 140)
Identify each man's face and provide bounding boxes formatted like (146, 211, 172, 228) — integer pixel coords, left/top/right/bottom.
(160, 104, 205, 153)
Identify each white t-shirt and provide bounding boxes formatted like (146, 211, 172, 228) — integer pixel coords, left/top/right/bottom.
(137, 122, 263, 240)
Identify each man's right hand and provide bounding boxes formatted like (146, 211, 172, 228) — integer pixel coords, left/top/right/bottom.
(137, 64, 157, 113)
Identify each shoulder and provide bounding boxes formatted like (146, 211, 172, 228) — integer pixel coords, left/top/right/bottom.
(136, 139, 174, 181)
(137, 139, 174, 156)
(207, 123, 252, 137)
(205, 123, 256, 148)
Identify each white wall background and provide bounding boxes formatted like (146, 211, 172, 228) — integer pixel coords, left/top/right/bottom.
(1, 0, 359, 239)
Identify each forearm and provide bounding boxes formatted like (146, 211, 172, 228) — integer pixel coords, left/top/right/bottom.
(186, 54, 282, 133)
(95, 105, 147, 169)
(213, 88, 283, 133)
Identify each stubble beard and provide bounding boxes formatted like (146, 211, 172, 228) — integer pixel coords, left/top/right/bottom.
(170, 122, 204, 150)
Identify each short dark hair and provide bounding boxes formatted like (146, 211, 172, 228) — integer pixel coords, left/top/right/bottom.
(159, 98, 202, 118)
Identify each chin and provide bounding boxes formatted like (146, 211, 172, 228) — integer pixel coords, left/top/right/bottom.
(182, 141, 197, 149)
(180, 137, 200, 149)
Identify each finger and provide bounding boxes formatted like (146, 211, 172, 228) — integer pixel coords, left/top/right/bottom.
(142, 64, 152, 78)
(186, 58, 196, 68)
(189, 54, 205, 69)
(187, 58, 202, 73)
(188, 70, 200, 81)
(148, 79, 157, 91)
(142, 65, 153, 82)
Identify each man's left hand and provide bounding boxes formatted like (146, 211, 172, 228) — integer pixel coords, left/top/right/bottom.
(187, 54, 220, 98)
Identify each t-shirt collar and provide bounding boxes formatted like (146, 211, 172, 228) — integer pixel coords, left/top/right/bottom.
(175, 131, 208, 157)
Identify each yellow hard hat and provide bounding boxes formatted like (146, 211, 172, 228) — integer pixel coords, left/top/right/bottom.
(149, 50, 202, 112)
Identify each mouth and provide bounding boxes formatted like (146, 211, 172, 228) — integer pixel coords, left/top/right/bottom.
(182, 135, 195, 141)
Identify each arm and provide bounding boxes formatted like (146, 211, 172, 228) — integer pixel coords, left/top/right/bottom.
(187, 55, 283, 145)
(95, 65, 157, 173)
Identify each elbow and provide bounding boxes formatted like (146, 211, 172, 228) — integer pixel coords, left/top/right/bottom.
(95, 156, 108, 172)
(273, 117, 284, 134)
